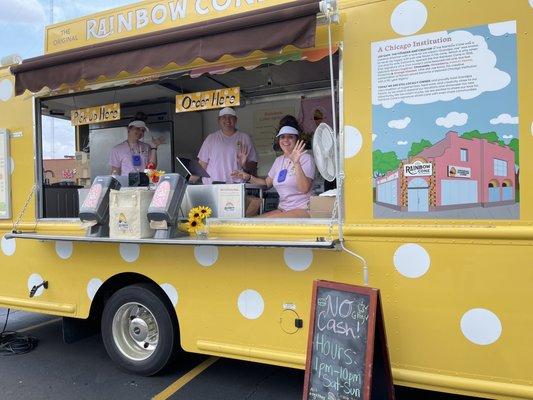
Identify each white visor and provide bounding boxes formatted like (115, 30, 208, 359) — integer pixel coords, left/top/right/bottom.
(276, 125, 299, 137)
(218, 107, 237, 117)
(128, 120, 149, 133)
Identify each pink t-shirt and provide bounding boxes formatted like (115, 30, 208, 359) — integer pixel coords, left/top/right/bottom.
(268, 152, 315, 211)
(109, 141, 151, 175)
(198, 130, 258, 184)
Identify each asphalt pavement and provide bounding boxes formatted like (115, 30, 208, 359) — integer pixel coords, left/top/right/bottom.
(0, 309, 488, 400)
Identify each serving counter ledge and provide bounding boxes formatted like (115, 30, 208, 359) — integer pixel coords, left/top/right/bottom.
(6, 231, 340, 249)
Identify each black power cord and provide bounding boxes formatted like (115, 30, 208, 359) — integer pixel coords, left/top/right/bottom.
(0, 309, 39, 356)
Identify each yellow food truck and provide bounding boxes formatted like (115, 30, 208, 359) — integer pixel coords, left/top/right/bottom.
(1, 0, 532, 398)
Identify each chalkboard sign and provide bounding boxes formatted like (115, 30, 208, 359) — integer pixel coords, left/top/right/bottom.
(303, 281, 394, 400)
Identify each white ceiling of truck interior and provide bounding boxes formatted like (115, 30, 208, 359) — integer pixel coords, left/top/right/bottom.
(41, 55, 338, 117)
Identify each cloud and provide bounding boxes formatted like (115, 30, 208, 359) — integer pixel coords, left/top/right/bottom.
(435, 112, 468, 128)
(0, 0, 45, 25)
(488, 21, 516, 37)
(490, 113, 518, 124)
(58, 1, 135, 22)
(372, 29, 511, 108)
(502, 135, 513, 139)
(42, 116, 75, 159)
(397, 141, 408, 146)
(387, 117, 411, 130)
(34, 1, 135, 24)
(372, 134, 377, 142)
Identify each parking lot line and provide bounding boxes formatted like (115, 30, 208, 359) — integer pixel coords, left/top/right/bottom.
(152, 356, 220, 400)
(18, 318, 62, 332)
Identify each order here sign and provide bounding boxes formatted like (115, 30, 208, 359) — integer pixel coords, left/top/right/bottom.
(175, 87, 240, 113)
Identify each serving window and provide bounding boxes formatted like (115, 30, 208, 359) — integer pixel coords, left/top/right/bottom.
(35, 51, 340, 227)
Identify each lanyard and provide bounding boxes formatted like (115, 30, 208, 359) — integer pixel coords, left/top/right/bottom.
(128, 142, 143, 168)
(128, 142, 140, 155)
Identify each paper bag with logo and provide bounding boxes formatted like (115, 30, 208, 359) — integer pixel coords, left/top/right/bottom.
(109, 188, 155, 239)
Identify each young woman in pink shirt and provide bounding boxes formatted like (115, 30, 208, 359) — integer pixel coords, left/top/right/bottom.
(232, 125, 315, 218)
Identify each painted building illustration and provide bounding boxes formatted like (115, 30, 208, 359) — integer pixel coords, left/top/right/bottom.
(375, 131, 516, 212)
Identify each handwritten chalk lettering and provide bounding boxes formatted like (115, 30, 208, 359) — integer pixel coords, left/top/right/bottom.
(306, 286, 371, 400)
(308, 389, 326, 400)
(314, 333, 357, 365)
(305, 284, 393, 400)
(351, 302, 370, 324)
(314, 359, 362, 396)
(315, 360, 361, 386)
(321, 295, 365, 319)
(317, 310, 358, 339)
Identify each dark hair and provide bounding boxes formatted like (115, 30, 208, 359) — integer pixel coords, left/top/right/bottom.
(277, 115, 302, 133)
(132, 111, 148, 122)
(274, 115, 302, 151)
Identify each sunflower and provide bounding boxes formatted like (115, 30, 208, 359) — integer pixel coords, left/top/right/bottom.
(188, 207, 202, 221)
(198, 206, 212, 219)
(186, 219, 202, 234)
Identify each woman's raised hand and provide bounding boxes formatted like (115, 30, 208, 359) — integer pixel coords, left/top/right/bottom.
(288, 140, 306, 164)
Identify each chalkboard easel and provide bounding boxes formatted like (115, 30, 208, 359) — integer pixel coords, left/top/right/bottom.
(303, 280, 394, 400)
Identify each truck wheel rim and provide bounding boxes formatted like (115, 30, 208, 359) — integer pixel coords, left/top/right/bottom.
(112, 302, 160, 361)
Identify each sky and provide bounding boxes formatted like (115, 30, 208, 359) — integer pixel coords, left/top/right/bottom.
(0, 0, 137, 59)
(1, 0, 137, 158)
(372, 21, 519, 161)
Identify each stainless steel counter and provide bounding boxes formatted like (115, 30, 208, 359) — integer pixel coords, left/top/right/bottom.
(6, 231, 340, 249)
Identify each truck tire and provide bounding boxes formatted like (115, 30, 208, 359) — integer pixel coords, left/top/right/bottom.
(101, 283, 178, 376)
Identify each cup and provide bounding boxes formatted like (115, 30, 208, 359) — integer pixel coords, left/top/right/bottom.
(195, 223, 209, 239)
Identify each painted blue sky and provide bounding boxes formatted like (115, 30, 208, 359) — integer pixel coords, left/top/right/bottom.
(372, 22, 519, 160)
(0, 0, 136, 59)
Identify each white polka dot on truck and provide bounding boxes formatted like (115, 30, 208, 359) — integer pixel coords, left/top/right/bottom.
(461, 308, 502, 345)
(119, 243, 140, 262)
(393, 243, 430, 278)
(390, 0, 428, 36)
(344, 125, 363, 158)
(194, 245, 218, 267)
(237, 289, 264, 319)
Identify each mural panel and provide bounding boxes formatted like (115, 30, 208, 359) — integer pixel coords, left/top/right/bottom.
(371, 21, 519, 219)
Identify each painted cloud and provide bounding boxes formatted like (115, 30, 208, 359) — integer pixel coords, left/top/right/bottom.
(435, 112, 468, 129)
(488, 21, 516, 37)
(490, 113, 518, 125)
(387, 117, 411, 129)
(372, 29, 511, 108)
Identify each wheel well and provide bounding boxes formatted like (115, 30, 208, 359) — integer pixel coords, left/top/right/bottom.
(88, 273, 178, 330)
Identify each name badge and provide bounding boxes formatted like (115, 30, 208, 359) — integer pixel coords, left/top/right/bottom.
(132, 154, 142, 167)
(278, 169, 288, 183)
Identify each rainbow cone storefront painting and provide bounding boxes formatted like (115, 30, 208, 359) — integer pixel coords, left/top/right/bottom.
(371, 21, 519, 219)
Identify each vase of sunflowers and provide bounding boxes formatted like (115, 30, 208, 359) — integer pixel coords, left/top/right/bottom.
(186, 206, 212, 238)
